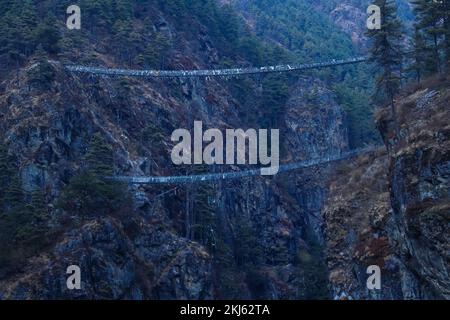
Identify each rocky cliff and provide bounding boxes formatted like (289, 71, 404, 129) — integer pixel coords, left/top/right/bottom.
(324, 77, 450, 300)
(1, 0, 441, 301)
(0, 1, 350, 299)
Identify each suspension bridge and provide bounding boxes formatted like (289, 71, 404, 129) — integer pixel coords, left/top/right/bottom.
(65, 56, 367, 79)
(110, 148, 374, 185)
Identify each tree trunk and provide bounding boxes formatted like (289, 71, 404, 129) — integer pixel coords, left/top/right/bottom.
(434, 34, 441, 73)
(185, 186, 191, 239)
(390, 95, 400, 140)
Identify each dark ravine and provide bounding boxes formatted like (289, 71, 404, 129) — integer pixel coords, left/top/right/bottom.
(0, 74, 345, 298)
(0, 0, 448, 301)
(0, 2, 350, 299)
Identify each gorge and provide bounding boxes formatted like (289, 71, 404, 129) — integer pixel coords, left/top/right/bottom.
(0, 0, 448, 301)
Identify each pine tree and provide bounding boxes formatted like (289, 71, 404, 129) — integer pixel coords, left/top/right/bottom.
(30, 187, 49, 223)
(3, 174, 24, 211)
(33, 13, 60, 54)
(260, 74, 289, 128)
(411, 0, 446, 73)
(27, 44, 55, 90)
(112, 19, 132, 64)
(59, 133, 130, 217)
(296, 227, 329, 299)
(141, 123, 166, 154)
(366, 0, 404, 138)
(0, 142, 15, 208)
(7, 187, 49, 247)
(408, 29, 431, 83)
(443, 0, 450, 67)
(191, 165, 216, 247)
(0, 0, 37, 64)
(234, 216, 262, 267)
(85, 133, 114, 176)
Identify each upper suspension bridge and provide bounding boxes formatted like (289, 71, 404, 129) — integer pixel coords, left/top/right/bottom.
(65, 56, 367, 79)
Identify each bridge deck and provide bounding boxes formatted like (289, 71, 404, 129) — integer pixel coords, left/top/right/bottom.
(111, 148, 372, 185)
(65, 57, 367, 79)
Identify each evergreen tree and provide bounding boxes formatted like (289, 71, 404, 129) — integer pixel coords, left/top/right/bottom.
(234, 216, 262, 267)
(260, 74, 290, 128)
(85, 133, 115, 176)
(296, 227, 329, 299)
(141, 123, 166, 153)
(139, 31, 172, 68)
(442, 0, 450, 66)
(112, 19, 134, 64)
(411, 0, 447, 72)
(30, 187, 49, 224)
(0, 185, 50, 264)
(191, 165, 216, 248)
(27, 44, 55, 91)
(33, 14, 60, 54)
(0, 142, 15, 209)
(366, 0, 404, 138)
(59, 133, 130, 217)
(0, 0, 37, 64)
(408, 29, 432, 83)
(3, 174, 24, 211)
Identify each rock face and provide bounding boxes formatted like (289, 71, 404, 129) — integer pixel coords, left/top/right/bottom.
(0, 3, 350, 299)
(324, 80, 450, 300)
(1, 0, 439, 301)
(0, 65, 349, 299)
(324, 149, 404, 299)
(330, 3, 368, 48)
(313, 0, 413, 48)
(379, 85, 450, 299)
(0, 217, 213, 299)
(284, 77, 349, 243)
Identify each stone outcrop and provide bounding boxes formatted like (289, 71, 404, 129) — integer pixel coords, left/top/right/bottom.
(324, 79, 450, 300)
(0, 217, 213, 299)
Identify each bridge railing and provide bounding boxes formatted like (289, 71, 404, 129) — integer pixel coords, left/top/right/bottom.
(65, 57, 367, 79)
(109, 147, 376, 185)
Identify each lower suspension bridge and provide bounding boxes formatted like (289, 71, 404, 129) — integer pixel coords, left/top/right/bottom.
(110, 148, 374, 185)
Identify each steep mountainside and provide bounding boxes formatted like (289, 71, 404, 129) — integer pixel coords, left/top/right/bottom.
(0, 0, 446, 301)
(0, 0, 354, 299)
(227, 0, 381, 149)
(324, 76, 450, 299)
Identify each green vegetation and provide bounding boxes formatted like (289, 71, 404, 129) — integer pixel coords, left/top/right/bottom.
(190, 166, 216, 248)
(367, 0, 405, 137)
(141, 123, 166, 154)
(366, 0, 450, 139)
(0, 143, 15, 209)
(234, 215, 263, 267)
(0, 142, 50, 272)
(58, 133, 131, 217)
(408, 29, 433, 83)
(26, 45, 55, 90)
(229, 0, 380, 147)
(296, 228, 329, 300)
(411, 0, 450, 74)
(0, 1, 62, 65)
(243, 0, 355, 61)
